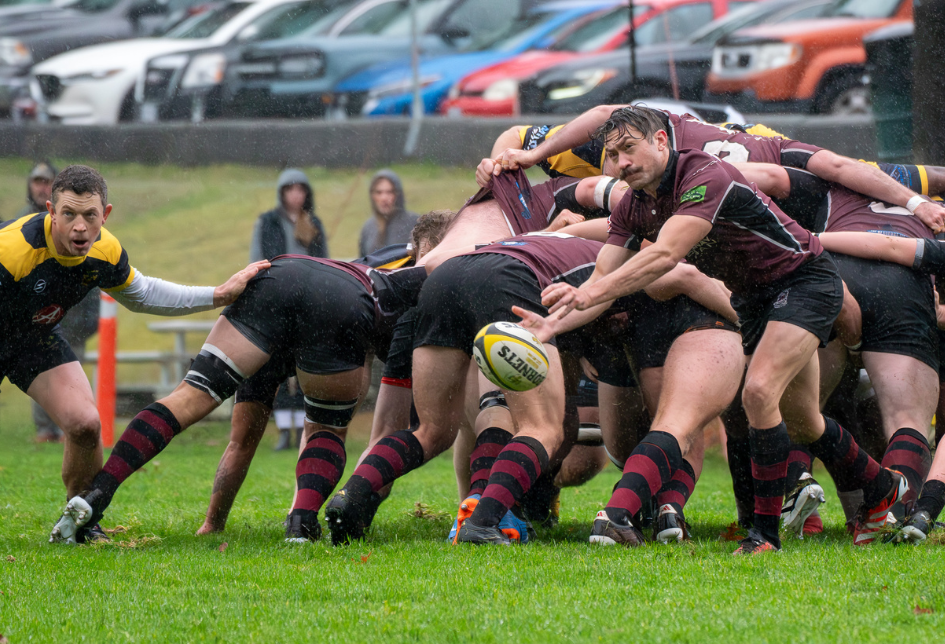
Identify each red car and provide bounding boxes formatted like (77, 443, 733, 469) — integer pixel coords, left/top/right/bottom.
(441, 0, 750, 116)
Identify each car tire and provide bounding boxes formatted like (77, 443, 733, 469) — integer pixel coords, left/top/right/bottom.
(814, 70, 871, 116)
(118, 88, 137, 122)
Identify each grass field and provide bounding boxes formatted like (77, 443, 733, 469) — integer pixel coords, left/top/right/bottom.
(2, 160, 945, 642)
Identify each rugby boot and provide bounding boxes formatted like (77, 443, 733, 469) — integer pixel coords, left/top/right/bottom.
(284, 509, 322, 543)
(781, 472, 826, 539)
(50, 494, 96, 544)
(653, 504, 691, 544)
(324, 489, 380, 545)
(886, 510, 933, 545)
(76, 523, 111, 544)
(448, 494, 480, 544)
(456, 519, 511, 545)
(589, 510, 646, 547)
(498, 507, 531, 544)
(853, 470, 909, 546)
(802, 510, 824, 537)
(733, 529, 780, 555)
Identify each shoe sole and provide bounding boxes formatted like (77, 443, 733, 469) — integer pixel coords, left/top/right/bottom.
(49, 497, 93, 545)
(900, 525, 928, 544)
(655, 527, 684, 544)
(782, 484, 825, 539)
(588, 534, 618, 546)
(284, 537, 309, 544)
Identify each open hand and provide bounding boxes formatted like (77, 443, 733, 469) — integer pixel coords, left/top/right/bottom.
(915, 201, 945, 234)
(512, 305, 556, 343)
(541, 283, 594, 316)
(547, 209, 585, 232)
(213, 260, 271, 307)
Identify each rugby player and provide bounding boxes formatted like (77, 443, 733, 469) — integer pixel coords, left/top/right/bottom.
(738, 163, 938, 541)
(482, 107, 945, 233)
(49, 211, 453, 544)
(537, 106, 904, 554)
(0, 164, 265, 537)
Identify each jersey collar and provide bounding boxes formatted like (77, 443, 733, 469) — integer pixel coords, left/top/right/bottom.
(44, 214, 88, 267)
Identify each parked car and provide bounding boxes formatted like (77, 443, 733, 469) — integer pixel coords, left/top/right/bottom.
(221, 0, 538, 118)
(704, 0, 910, 113)
(137, 0, 399, 120)
(330, 0, 619, 117)
(0, 0, 200, 116)
(30, 0, 330, 124)
(519, 0, 829, 114)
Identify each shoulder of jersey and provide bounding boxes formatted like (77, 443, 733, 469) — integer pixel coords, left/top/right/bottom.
(86, 226, 125, 265)
(354, 243, 414, 269)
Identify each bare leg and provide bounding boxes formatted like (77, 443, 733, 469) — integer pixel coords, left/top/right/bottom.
(411, 347, 472, 459)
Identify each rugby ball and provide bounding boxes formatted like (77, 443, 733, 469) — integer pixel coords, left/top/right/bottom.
(473, 321, 549, 392)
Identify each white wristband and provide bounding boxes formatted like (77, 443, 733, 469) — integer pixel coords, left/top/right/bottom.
(907, 195, 927, 214)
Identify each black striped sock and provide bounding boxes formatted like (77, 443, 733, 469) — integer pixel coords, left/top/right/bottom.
(606, 431, 682, 525)
(343, 429, 424, 501)
(881, 428, 931, 509)
(750, 423, 790, 547)
(292, 432, 346, 514)
(915, 480, 945, 521)
(786, 443, 814, 490)
(474, 437, 549, 527)
(468, 427, 512, 497)
(726, 434, 755, 526)
(656, 458, 696, 519)
(810, 416, 891, 505)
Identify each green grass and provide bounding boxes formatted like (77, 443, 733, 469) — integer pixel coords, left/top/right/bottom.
(2, 380, 945, 642)
(4, 160, 945, 641)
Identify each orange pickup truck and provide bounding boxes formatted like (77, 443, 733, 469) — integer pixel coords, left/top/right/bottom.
(704, 0, 911, 114)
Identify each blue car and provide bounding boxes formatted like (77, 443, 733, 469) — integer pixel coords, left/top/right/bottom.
(332, 0, 620, 117)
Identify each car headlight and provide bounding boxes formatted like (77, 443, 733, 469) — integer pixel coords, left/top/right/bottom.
(368, 75, 442, 100)
(277, 54, 324, 79)
(547, 69, 616, 101)
(0, 38, 31, 67)
(482, 78, 518, 102)
(712, 42, 801, 76)
(181, 53, 226, 88)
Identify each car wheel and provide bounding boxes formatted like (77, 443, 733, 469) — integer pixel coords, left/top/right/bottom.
(815, 72, 871, 116)
(118, 89, 137, 122)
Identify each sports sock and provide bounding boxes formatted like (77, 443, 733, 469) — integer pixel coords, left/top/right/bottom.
(292, 432, 346, 514)
(521, 465, 561, 524)
(749, 423, 791, 547)
(474, 437, 549, 527)
(468, 427, 512, 497)
(342, 429, 425, 501)
(726, 434, 755, 526)
(914, 480, 945, 521)
(655, 457, 696, 519)
(606, 431, 682, 525)
(808, 416, 892, 507)
(880, 428, 931, 509)
(786, 443, 814, 490)
(88, 403, 183, 513)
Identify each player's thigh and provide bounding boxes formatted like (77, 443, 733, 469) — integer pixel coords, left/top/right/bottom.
(861, 351, 938, 435)
(817, 339, 847, 408)
(27, 361, 98, 434)
(204, 316, 272, 377)
(778, 352, 824, 442)
(743, 321, 822, 416)
(412, 346, 472, 453)
(638, 367, 663, 417)
(504, 345, 566, 445)
(295, 364, 366, 440)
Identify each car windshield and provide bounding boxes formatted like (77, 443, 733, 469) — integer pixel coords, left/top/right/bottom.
(377, 0, 452, 38)
(827, 0, 901, 18)
(551, 5, 650, 53)
(462, 11, 548, 52)
(164, 2, 250, 38)
(241, 0, 342, 41)
(0, 0, 51, 6)
(61, 0, 122, 12)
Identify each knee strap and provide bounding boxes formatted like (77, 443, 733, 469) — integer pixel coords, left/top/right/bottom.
(479, 390, 508, 411)
(184, 344, 246, 403)
(304, 397, 359, 429)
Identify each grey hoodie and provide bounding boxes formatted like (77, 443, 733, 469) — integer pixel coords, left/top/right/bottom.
(358, 169, 419, 258)
(250, 168, 328, 261)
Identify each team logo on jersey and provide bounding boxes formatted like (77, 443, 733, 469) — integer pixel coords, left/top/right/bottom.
(773, 288, 790, 309)
(33, 279, 47, 293)
(680, 185, 707, 204)
(500, 241, 527, 246)
(32, 304, 64, 325)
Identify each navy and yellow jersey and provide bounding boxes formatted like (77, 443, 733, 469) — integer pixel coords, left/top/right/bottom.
(860, 161, 930, 195)
(352, 243, 414, 269)
(519, 125, 606, 178)
(0, 212, 134, 332)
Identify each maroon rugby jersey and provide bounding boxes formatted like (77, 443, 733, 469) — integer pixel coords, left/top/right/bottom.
(606, 150, 822, 294)
(466, 232, 601, 289)
(464, 169, 580, 235)
(665, 113, 822, 168)
(822, 186, 933, 240)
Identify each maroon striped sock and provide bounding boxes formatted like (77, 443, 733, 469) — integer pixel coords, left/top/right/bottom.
(606, 431, 682, 525)
(468, 427, 512, 497)
(655, 458, 696, 518)
(473, 437, 549, 527)
(89, 403, 183, 515)
(881, 428, 931, 509)
(292, 432, 346, 513)
(786, 443, 814, 490)
(342, 429, 425, 501)
(750, 423, 790, 547)
(810, 416, 892, 506)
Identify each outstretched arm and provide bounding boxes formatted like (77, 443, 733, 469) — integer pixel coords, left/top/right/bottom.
(817, 231, 918, 266)
(644, 262, 738, 323)
(110, 260, 270, 315)
(808, 150, 945, 232)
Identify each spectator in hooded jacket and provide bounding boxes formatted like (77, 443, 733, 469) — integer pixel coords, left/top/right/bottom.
(358, 169, 418, 258)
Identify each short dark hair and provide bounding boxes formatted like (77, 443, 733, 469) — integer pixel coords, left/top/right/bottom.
(593, 105, 667, 145)
(411, 209, 455, 253)
(51, 165, 108, 206)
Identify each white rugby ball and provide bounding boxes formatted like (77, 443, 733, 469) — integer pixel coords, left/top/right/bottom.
(473, 321, 549, 392)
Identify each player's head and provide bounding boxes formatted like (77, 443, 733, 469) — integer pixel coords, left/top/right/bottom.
(594, 105, 670, 193)
(48, 164, 112, 257)
(410, 209, 455, 259)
